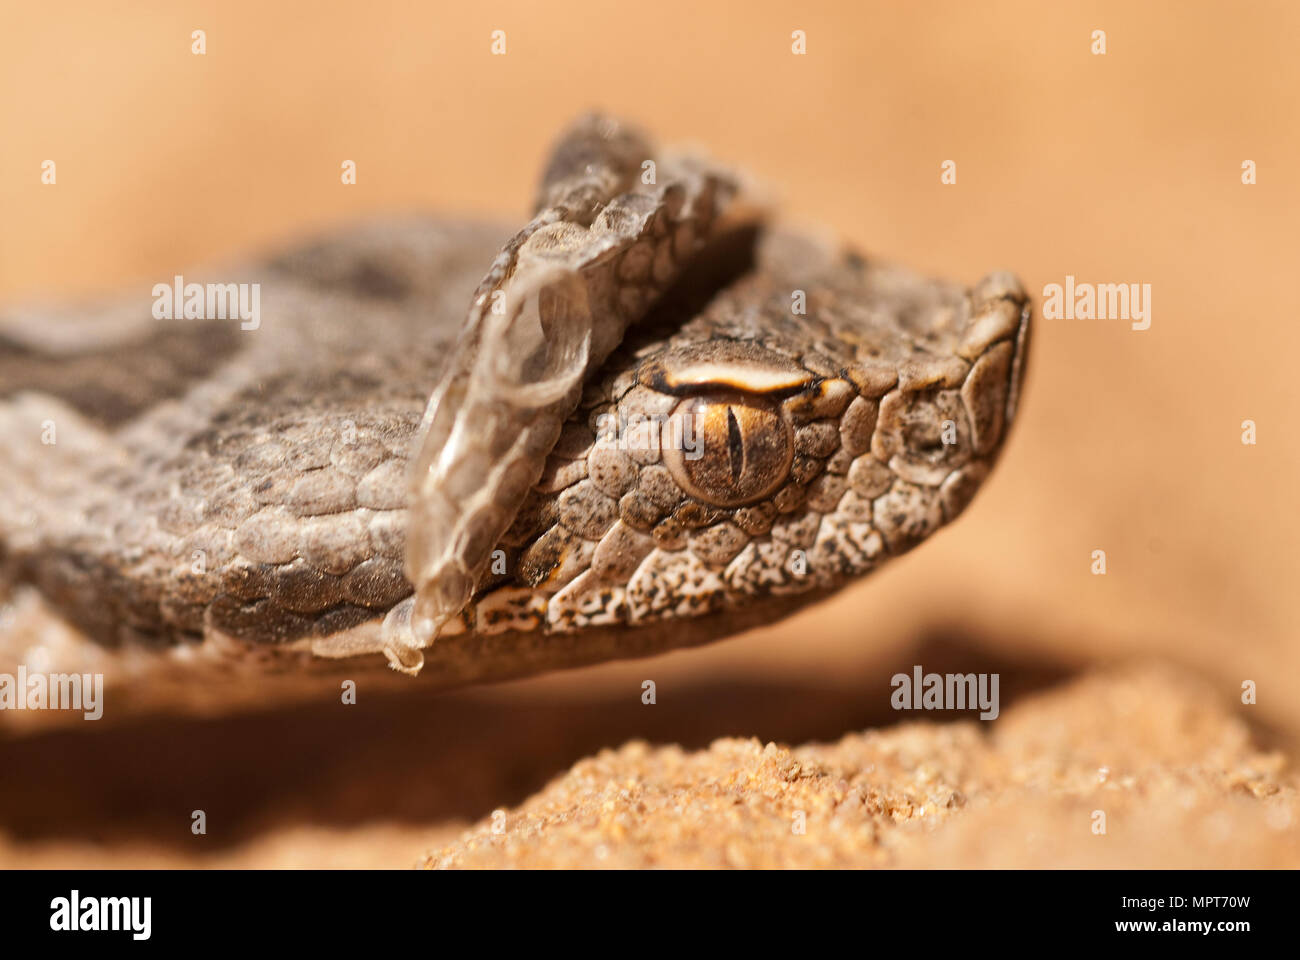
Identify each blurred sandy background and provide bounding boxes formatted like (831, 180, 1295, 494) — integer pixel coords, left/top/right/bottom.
(1, 1, 1297, 867)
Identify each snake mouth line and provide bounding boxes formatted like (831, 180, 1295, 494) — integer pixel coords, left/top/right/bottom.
(1005, 299, 1034, 432)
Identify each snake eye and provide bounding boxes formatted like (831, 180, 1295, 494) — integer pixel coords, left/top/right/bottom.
(662, 393, 793, 507)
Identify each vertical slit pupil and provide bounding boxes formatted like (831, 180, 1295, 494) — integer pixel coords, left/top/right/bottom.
(726, 406, 744, 481)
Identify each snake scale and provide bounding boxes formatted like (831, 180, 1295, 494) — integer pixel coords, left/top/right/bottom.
(0, 115, 1031, 703)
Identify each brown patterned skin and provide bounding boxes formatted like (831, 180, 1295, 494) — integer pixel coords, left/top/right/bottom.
(0, 121, 1030, 693)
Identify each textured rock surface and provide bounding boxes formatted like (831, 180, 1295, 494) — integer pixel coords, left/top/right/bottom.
(421, 666, 1298, 869)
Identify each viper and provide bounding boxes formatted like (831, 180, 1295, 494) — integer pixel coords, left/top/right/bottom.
(0, 114, 1031, 701)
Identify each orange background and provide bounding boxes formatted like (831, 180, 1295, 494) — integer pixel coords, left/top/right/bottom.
(1, 1, 1297, 865)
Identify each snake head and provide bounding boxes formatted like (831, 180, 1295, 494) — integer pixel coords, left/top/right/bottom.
(397, 228, 1032, 679)
(0, 115, 1029, 694)
(383, 116, 1031, 680)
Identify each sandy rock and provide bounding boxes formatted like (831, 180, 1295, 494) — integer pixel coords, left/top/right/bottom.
(422, 665, 1299, 869)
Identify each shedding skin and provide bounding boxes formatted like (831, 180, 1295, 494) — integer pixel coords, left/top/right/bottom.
(398, 115, 745, 673)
